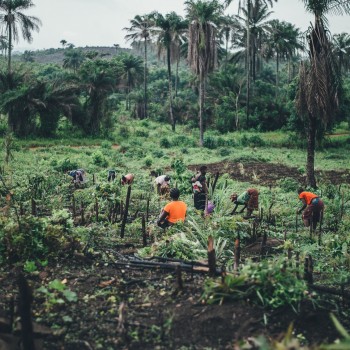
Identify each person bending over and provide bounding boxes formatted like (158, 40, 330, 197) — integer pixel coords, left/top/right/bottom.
(121, 173, 134, 185)
(297, 188, 324, 230)
(230, 188, 259, 217)
(157, 188, 187, 229)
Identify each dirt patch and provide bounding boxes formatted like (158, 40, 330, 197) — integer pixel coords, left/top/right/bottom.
(189, 161, 350, 186)
(0, 260, 346, 349)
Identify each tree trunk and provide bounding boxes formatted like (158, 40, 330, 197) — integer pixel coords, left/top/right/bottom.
(306, 115, 317, 188)
(143, 38, 148, 119)
(8, 16, 12, 74)
(245, 4, 251, 128)
(167, 46, 175, 131)
(199, 71, 205, 147)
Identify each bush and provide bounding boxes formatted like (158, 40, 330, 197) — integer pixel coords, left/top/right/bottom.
(203, 136, 218, 149)
(92, 151, 108, 167)
(277, 177, 299, 192)
(144, 157, 153, 167)
(160, 137, 171, 148)
(135, 129, 149, 138)
(53, 158, 78, 172)
(101, 141, 112, 149)
(119, 126, 130, 138)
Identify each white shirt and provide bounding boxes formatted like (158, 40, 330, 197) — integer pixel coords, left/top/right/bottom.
(155, 175, 170, 186)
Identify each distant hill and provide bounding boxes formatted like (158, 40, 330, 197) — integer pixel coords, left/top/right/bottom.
(13, 46, 132, 65)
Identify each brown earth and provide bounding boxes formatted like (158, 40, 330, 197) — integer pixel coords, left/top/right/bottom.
(189, 161, 350, 186)
(0, 253, 348, 350)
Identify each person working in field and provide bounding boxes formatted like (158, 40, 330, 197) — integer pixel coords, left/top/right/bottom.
(121, 173, 134, 185)
(108, 169, 116, 182)
(68, 169, 85, 186)
(157, 188, 187, 229)
(191, 166, 208, 211)
(230, 188, 259, 217)
(297, 188, 324, 230)
(155, 175, 171, 195)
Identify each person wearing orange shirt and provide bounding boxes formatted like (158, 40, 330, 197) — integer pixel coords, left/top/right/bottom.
(297, 188, 324, 229)
(157, 188, 187, 229)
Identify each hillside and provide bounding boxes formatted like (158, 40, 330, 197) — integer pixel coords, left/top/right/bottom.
(13, 46, 132, 65)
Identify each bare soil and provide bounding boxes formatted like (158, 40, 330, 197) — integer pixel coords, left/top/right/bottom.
(0, 251, 348, 349)
(189, 161, 350, 186)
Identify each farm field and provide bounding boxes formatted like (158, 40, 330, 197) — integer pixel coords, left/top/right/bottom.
(1, 120, 350, 349)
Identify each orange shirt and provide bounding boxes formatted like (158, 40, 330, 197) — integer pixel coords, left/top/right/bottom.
(299, 191, 318, 205)
(163, 201, 187, 224)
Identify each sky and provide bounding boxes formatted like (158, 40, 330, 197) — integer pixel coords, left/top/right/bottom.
(14, 0, 350, 52)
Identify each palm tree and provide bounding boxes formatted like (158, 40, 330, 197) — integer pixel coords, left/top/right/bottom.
(119, 53, 143, 110)
(63, 49, 85, 73)
(296, 0, 350, 188)
(152, 11, 187, 131)
(0, 34, 7, 56)
(186, 0, 224, 146)
(60, 39, 67, 48)
(226, 0, 276, 126)
(124, 14, 154, 119)
(332, 32, 350, 75)
(264, 19, 303, 95)
(0, 0, 41, 73)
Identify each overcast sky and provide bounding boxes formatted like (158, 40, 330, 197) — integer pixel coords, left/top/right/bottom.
(14, 0, 350, 51)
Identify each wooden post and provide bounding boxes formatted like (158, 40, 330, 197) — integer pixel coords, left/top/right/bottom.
(81, 202, 85, 225)
(17, 274, 35, 350)
(318, 209, 324, 245)
(207, 236, 216, 277)
(72, 194, 76, 218)
(234, 234, 241, 272)
(284, 229, 287, 241)
(120, 186, 132, 238)
(31, 198, 36, 216)
(211, 172, 219, 195)
(146, 196, 150, 222)
(303, 255, 313, 284)
(95, 197, 99, 222)
(176, 265, 183, 290)
(93, 174, 95, 185)
(260, 230, 267, 257)
(296, 251, 300, 279)
(142, 215, 147, 247)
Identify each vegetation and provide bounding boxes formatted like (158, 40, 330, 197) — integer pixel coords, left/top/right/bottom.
(1, 0, 350, 348)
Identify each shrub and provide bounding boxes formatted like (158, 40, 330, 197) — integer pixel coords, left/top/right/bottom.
(119, 126, 130, 138)
(92, 151, 108, 167)
(160, 137, 171, 148)
(278, 177, 299, 192)
(203, 135, 218, 149)
(135, 129, 149, 138)
(101, 140, 112, 149)
(53, 158, 78, 172)
(144, 157, 153, 167)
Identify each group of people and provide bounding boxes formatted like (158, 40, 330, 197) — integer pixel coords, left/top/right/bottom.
(68, 166, 324, 231)
(156, 165, 324, 231)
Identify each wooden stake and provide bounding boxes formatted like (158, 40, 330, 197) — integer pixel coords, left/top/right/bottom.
(72, 194, 76, 218)
(31, 198, 36, 216)
(142, 215, 147, 247)
(260, 230, 267, 257)
(95, 197, 99, 222)
(18, 274, 35, 350)
(176, 265, 183, 290)
(211, 172, 219, 195)
(81, 202, 85, 225)
(303, 255, 313, 284)
(296, 251, 300, 279)
(234, 234, 241, 272)
(93, 174, 95, 185)
(207, 236, 216, 277)
(120, 186, 132, 238)
(146, 196, 150, 222)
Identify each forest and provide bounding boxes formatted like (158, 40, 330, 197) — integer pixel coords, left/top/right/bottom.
(1, 0, 350, 349)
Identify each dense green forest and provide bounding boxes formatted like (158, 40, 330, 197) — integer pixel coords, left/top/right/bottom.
(1, 0, 350, 349)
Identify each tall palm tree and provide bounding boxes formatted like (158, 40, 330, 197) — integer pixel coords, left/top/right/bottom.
(152, 11, 187, 131)
(296, 0, 350, 188)
(63, 49, 85, 73)
(119, 53, 143, 110)
(0, 0, 41, 74)
(264, 19, 303, 95)
(226, 0, 277, 126)
(332, 32, 350, 75)
(124, 14, 154, 119)
(186, 0, 224, 146)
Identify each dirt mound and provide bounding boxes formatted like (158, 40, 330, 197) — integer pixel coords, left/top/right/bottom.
(189, 161, 350, 186)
